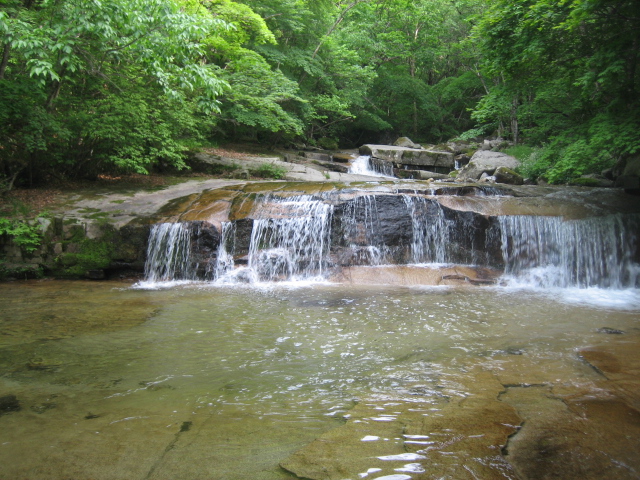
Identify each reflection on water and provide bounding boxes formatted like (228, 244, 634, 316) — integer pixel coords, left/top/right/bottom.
(0, 280, 639, 479)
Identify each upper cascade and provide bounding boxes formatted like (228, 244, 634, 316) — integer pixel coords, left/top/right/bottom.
(142, 183, 640, 289)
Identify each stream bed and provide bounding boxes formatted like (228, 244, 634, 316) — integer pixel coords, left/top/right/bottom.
(1, 279, 639, 479)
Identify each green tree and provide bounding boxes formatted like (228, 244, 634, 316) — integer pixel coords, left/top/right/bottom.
(0, 0, 230, 186)
(471, 0, 640, 181)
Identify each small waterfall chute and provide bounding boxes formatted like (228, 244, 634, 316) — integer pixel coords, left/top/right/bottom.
(348, 155, 395, 177)
(144, 223, 195, 283)
(248, 195, 334, 281)
(499, 214, 640, 288)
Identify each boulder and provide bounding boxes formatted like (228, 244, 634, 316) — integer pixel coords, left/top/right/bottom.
(616, 175, 640, 195)
(494, 166, 524, 185)
(311, 160, 349, 173)
(570, 175, 614, 188)
(331, 153, 356, 163)
(395, 169, 450, 180)
(612, 154, 640, 195)
(303, 152, 332, 162)
(457, 151, 520, 181)
(359, 144, 455, 169)
(614, 153, 640, 178)
(393, 137, 421, 149)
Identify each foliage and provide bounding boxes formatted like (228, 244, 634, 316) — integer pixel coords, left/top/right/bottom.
(1, 0, 638, 185)
(0, 217, 43, 253)
(0, 0, 230, 184)
(470, 0, 640, 181)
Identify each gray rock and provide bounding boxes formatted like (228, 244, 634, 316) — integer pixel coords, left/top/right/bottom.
(615, 175, 640, 194)
(331, 153, 355, 163)
(494, 166, 524, 185)
(457, 151, 520, 181)
(303, 152, 332, 162)
(478, 173, 496, 183)
(571, 175, 614, 188)
(359, 145, 454, 169)
(597, 327, 625, 335)
(393, 137, 421, 149)
(312, 160, 349, 173)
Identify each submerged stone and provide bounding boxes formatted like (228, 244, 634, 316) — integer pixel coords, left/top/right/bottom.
(0, 395, 20, 414)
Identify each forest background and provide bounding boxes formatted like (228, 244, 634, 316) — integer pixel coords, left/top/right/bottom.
(1, 0, 639, 189)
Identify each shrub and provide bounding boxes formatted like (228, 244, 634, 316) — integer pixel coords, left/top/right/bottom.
(252, 163, 287, 180)
(0, 217, 43, 253)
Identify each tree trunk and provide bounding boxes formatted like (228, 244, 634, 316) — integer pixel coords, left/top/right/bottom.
(511, 95, 519, 145)
(0, 43, 11, 79)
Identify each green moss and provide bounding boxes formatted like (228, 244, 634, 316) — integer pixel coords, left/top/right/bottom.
(86, 212, 113, 219)
(54, 225, 117, 278)
(463, 148, 478, 157)
(568, 177, 601, 187)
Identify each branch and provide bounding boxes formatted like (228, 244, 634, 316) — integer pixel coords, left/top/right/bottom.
(311, 0, 364, 61)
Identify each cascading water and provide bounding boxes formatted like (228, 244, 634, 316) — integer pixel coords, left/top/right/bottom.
(144, 223, 195, 282)
(213, 222, 236, 281)
(348, 155, 395, 177)
(337, 195, 390, 265)
(499, 214, 640, 288)
(402, 195, 450, 263)
(247, 195, 334, 281)
(142, 191, 640, 289)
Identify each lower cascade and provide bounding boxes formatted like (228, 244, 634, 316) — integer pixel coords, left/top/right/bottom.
(348, 155, 395, 177)
(143, 189, 640, 289)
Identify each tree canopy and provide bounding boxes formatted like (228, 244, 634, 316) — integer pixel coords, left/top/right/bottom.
(1, 0, 638, 187)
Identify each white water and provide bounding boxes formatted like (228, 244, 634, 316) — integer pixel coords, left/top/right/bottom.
(402, 195, 450, 264)
(229, 195, 334, 282)
(144, 223, 195, 283)
(349, 155, 395, 177)
(499, 214, 640, 288)
(143, 195, 640, 291)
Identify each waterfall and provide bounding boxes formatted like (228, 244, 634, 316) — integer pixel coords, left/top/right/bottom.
(348, 155, 395, 177)
(248, 195, 333, 281)
(213, 222, 236, 280)
(402, 195, 450, 264)
(144, 223, 195, 282)
(499, 214, 640, 288)
(142, 192, 639, 289)
(337, 195, 391, 265)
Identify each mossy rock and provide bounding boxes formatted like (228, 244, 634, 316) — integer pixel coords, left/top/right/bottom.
(569, 176, 608, 187)
(317, 137, 339, 151)
(0, 263, 44, 280)
(494, 166, 524, 185)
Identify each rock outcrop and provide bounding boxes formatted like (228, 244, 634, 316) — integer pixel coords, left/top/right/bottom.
(613, 153, 640, 195)
(359, 144, 455, 172)
(457, 150, 520, 182)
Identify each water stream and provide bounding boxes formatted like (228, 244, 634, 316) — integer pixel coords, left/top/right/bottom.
(348, 156, 395, 178)
(2, 185, 640, 479)
(0, 280, 638, 479)
(144, 192, 640, 289)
